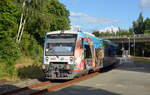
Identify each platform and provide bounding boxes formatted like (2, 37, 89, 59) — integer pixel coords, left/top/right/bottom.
(48, 58, 150, 95)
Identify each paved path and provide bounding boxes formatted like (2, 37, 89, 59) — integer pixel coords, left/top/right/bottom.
(48, 58, 150, 95)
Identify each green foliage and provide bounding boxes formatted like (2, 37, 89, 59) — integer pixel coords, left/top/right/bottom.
(132, 12, 150, 34)
(144, 43, 150, 56)
(0, 62, 16, 78)
(134, 58, 150, 64)
(92, 31, 100, 37)
(0, 0, 70, 79)
(92, 28, 131, 37)
(0, 0, 19, 40)
(0, 38, 21, 63)
(24, 0, 70, 45)
(47, 0, 70, 31)
(116, 29, 131, 36)
(0, 0, 20, 64)
(17, 64, 43, 79)
(132, 12, 144, 34)
(20, 32, 43, 64)
(143, 18, 150, 34)
(131, 13, 150, 57)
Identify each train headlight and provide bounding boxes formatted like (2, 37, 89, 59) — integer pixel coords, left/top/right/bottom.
(41, 64, 49, 71)
(70, 57, 74, 62)
(41, 64, 46, 70)
(45, 57, 49, 62)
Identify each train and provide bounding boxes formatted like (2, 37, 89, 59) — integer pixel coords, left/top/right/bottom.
(41, 30, 118, 79)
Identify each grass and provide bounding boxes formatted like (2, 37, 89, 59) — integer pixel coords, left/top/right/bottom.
(133, 58, 150, 64)
(15, 56, 34, 68)
(0, 62, 17, 81)
(0, 56, 44, 83)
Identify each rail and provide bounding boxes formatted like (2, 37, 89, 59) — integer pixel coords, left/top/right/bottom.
(0, 72, 99, 95)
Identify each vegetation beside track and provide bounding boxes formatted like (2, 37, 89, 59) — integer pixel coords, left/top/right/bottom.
(0, 56, 44, 83)
(133, 58, 150, 64)
(0, 0, 70, 81)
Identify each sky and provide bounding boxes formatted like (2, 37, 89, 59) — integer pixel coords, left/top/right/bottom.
(59, 0, 150, 32)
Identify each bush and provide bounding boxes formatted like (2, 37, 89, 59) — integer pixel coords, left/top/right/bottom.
(20, 32, 43, 64)
(0, 62, 16, 78)
(0, 38, 21, 64)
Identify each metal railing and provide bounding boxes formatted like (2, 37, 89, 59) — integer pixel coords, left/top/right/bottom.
(101, 34, 150, 39)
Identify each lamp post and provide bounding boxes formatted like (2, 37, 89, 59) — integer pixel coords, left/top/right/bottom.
(128, 37, 130, 56)
(133, 33, 135, 57)
(122, 40, 123, 49)
(121, 40, 124, 57)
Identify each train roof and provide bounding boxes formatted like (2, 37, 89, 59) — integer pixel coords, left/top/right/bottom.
(78, 32, 103, 41)
(104, 40, 116, 46)
(77, 32, 103, 49)
(46, 30, 103, 41)
(46, 30, 78, 35)
(46, 30, 116, 49)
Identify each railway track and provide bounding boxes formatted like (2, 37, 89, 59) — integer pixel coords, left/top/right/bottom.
(0, 72, 99, 95)
(0, 81, 51, 95)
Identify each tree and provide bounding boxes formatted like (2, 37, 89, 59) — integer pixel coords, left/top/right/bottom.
(128, 28, 133, 35)
(23, 0, 70, 44)
(92, 31, 100, 37)
(47, 0, 70, 31)
(0, 0, 18, 40)
(0, 0, 21, 63)
(143, 18, 150, 34)
(132, 12, 144, 34)
(0, 0, 71, 78)
(116, 28, 130, 36)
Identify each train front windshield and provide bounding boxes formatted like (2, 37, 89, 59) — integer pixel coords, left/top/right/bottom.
(45, 34, 77, 56)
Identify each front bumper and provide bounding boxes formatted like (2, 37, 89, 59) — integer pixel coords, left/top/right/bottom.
(41, 64, 75, 79)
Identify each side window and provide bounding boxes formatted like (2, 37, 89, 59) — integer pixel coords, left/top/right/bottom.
(104, 46, 109, 57)
(108, 50, 112, 57)
(76, 38, 83, 49)
(104, 48, 108, 57)
(84, 45, 92, 58)
(108, 50, 115, 57)
(80, 38, 84, 49)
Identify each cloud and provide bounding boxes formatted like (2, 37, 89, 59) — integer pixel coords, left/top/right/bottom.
(71, 25, 81, 30)
(140, 0, 150, 9)
(84, 17, 120, 24)
(99, 18, 120, 24)
(99, 26, 119, 32)
(70, 12, 120, 24)
(70, 12, 88, 17)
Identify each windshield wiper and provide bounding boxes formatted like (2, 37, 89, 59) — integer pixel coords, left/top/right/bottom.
(48, 49, 59, 58)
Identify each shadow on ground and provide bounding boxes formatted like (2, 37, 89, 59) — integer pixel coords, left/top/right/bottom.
(17, 64, 44, 79)
(48, 85, 121, 95)
(99, 64, 116, 73)
(0, 84, 39, 95)
(116, 58, 150, 73)
(0, 84, 121, 95)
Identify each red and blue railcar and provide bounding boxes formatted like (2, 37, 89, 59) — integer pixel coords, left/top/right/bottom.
(41, 30, 117, 79)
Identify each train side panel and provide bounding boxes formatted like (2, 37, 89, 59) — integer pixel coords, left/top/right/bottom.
(103, 40, 117, 68)
(73, 32, 103, 74)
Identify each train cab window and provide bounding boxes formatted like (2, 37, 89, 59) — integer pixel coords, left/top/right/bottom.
(80, 38, 84, 49)
(84, 45, 92, 58)
(76, 38, 83, 49)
